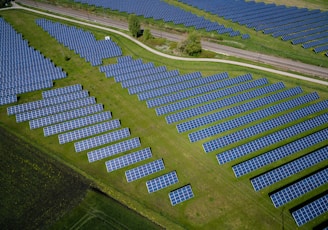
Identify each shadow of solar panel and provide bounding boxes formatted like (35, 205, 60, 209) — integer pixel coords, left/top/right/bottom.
(33, 103, 104, 131)
(8, 90, 89, 116)
(105, 147, 152, 172)
(292, 194, 328, 226)
(270, 168, 328, 208)
(189, 89, 315, 142)
(169, 184, 194, 206)
(251, 146, 328, 191)
(178, 86, 303, 134)
(125, 159, 165, 182)
(87, 137, 141, 163)
(203, 99, 328, 153)
(42, 84, 82, 99)
(146, 171, 179, 193)
(59, 119, 120, 144)
(223, 113, 328, 166)
(74, 127, 130, 152)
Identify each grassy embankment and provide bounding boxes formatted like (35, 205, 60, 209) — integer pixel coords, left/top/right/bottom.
(0, 9, 327, 230)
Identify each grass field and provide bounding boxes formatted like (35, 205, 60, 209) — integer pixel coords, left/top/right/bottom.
(0, 7, 327, 230)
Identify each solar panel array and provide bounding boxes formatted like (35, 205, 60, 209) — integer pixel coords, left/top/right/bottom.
(72, 0, 248, 39)
(125, 159, 165, 183)
(36, 19, 122, 66)
(169, 185, 195, 206)
(179, 0, 328, 55)
(0, 18, 66, 105)
(292, 194, 328, 226)
(146, 171, 179, 193)
(270, 168, 328, 208)
(251, 146, 328, 191)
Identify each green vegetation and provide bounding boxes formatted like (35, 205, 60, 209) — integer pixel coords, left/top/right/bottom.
(178, 31, 202, 56)
(0, 8, 327, 230)
(128, 14, 141, 38)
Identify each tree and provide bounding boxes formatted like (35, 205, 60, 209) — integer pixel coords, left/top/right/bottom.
(142, 28, 153, 41)
(178, 31, 202, 56)
(128, 14, 140, 38)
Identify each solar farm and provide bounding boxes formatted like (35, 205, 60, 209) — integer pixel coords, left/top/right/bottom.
(0, 1, 328, 229)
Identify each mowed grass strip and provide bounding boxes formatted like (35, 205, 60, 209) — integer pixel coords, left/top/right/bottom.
(0, 9, 327, 229)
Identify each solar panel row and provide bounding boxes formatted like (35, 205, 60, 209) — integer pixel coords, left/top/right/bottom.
(166, 80, 283, 124)
(125, 159, 165, 183)
(129, 71, 202, 96)
(105, 147, 152, 172)
(218, 113, 328, 165)
(44, 111, 112, 136)
(178, 87, 304, 133)
(114, 66, 167, 82)
(147, 72, 229, 109)
(203, 99, 328, 153)
(270, 168, 328, 208)
(292, 194, 328, 226)
(100, 59, 143, 73)
(169, 184, 194, 206)
(189, 91, 317, 142)
(146, 171, 179, 193)
(156, 74, 254, 115)
(42, 84, 82, 99)
(59, 119, 120, 144)
(232, 126, 328, 178)
(105, 62, 155, 77)
(7, 90, 89, 116)
(87, 137, 141, 163)
(251, 146, 328, 191)
(32, 103, 104, 131)
(0, 81, 54, 98)
(16, 96, 96, 123)
(74, 127, 130, 152)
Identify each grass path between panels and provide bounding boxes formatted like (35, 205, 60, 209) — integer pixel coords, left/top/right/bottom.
(0, 9, 327, 230)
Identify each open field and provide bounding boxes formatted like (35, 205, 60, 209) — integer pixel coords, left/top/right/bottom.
(0, 8, 327, 230)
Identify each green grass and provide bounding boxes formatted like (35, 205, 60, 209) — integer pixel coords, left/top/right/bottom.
(0, 9, 328, 230)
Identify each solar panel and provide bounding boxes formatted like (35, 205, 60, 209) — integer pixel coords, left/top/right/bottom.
(218, 113, 328, 165)
(251, 146, 328, 191)
(59, 119, 120, 144)
(105, 147, 152, 172)
(42, 84, 82, 99)
(292, 194, 328, 226)
(125, 159, 165, 182)
(87, 137, 141, 163)
(270, 168, 328, 208)
(74, 127, 130, 152)
(43, 111, 111, 136)
(32, 103, 104, 131)
(0, 95, 17, 106)
(146, 171, 179, 193)
(231, 126, 328, 177)
(203, 99, 328, 153)
(169, 184, 194, 206)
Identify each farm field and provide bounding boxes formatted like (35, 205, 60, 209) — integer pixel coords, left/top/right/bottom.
(0, 6, 328, 230)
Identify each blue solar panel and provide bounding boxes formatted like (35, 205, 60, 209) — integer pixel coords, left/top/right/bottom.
(32, 103, 104, 131)
(203, 100, 328, 153)
(169, 184, 194, 206)
(125, 159, 165, 182)
(217, 113, 328, 165)
(231, 127, 328, 177)
(166, 81, 283, 124)
(0, 95, 17, 106)
(146, 171, 179, 193)
(59, 119, 120, 144)
(189, 92, 317, 142)
(114, 66, 167, 82)
(100, 59, 142, 73)
(105, 62, 155, 77)
(292, 194, 328, 226)
(42, 84, 82, 99)
(16, 96, 96, 123)
(270, 168, 328, 208)
(43, 111, 111, 136)
(178, 87, 304, 133)
(105, 147, 152, 172)
(74, 127, 130, 152)
(87, 137, 141, 163)
(251, 146, 328, 191)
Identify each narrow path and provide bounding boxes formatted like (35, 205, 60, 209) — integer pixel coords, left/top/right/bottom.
(3, 1, 328, 86)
